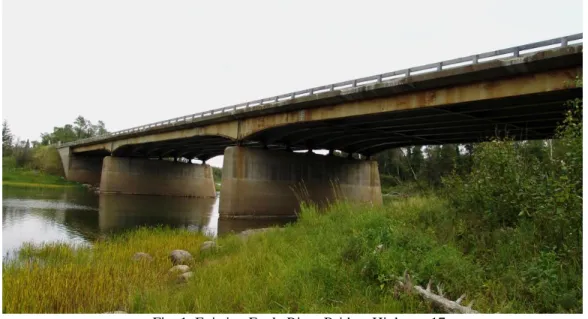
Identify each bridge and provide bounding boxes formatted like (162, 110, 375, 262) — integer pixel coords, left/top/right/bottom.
(57, 34, 583, 219)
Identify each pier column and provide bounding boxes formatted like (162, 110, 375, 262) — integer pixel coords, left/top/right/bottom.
(219, 146, 382, 219)
(57, 147, 103, 186)
(100, 156, 216, 197)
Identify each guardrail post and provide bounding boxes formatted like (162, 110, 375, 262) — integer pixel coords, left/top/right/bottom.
(376, 75, 382, 83)
(290, 92, 296, 99)
(561, 38, 568, 46)
(513, 47, 520, 57)
(309, 88, 314, 95)
(472, 55, 478, 64)
(436, 63, 442, 71)
(352, 80, 357, 87)
(406, 69, 411, 76)
(329, 84, 335, 91)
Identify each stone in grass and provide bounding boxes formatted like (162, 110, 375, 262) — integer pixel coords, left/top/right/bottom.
(200, 241, 217, 252)
(169, 265, 190, 274)
(132, 252, 153, 261)
(177, 271, 194, 283)
(169, 249, 193, 265)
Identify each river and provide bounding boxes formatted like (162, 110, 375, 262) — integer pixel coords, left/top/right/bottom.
(2, 186, 291, 260)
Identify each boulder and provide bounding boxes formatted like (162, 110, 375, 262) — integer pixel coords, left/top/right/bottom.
(132, 252, 153, 261)
(178, 271, 194, 283)
(169, 249, 193, 265)
(169, 265, 190, 274)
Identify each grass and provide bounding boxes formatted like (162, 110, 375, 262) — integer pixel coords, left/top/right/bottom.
(2, 162, 79, 188)
(4, 195, 579, 313)
(2, 181, 78, 188)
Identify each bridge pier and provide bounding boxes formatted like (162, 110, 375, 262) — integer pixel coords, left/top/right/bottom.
(100, 156, 216, 197)
(57, 147, 103, 186)
(219, 146, 382, 219)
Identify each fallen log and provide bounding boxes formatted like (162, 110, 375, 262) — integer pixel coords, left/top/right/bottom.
(397, 271, 479, 314)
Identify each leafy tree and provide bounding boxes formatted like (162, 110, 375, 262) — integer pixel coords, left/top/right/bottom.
(40, 116, 109, 145)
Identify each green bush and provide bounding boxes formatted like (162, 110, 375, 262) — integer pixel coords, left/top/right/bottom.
(30, 146, 65, 176)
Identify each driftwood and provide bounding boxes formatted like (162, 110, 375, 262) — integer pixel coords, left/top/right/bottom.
(397, 271, 479, 314)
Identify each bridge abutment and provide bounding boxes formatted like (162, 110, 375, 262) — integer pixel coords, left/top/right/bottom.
(57, 147, 103, 186)
(219, 146, 382, 219)
(100, 156, 216, 197)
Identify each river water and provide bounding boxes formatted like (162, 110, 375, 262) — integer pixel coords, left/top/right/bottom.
(2, 186, 291, 260)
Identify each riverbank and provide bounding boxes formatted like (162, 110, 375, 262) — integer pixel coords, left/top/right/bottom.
(2, 160, 79, 188)
(3, 195, 580, 313)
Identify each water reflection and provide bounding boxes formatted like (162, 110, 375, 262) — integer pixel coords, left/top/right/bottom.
(98, 194, 218, 236)
(3, 186, 296, 259)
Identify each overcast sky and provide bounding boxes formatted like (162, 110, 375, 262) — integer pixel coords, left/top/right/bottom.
(2, 0, 583, 166)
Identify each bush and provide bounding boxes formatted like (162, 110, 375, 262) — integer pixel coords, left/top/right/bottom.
(30, 146, 65, 176)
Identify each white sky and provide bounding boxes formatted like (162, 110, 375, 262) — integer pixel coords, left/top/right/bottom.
(1, 0, 584, 167)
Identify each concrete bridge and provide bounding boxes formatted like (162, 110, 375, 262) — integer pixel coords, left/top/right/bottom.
(57, 34, 583, 218)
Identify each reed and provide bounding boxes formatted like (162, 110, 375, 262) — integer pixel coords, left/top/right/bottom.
(3, 196, 581, 313)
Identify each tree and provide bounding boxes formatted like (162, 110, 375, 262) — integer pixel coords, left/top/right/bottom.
(40, 116, 109, 145)
(2, 120, 14, 156)
(14, 139, 32, 167)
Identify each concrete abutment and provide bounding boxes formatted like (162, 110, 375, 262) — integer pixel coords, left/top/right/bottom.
(219, 146, 382, 219)
(57, 147, 103, 186)
(100, 156, 216, 197)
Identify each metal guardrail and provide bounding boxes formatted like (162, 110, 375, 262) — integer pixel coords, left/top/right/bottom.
(61, 33, 583, 147)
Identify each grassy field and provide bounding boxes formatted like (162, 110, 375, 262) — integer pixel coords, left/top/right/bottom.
(2, 158, 79, 188)
(3, 195, 580, 313)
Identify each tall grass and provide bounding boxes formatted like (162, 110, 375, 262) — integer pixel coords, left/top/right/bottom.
(3, 228, 209, 313)
(4, 195, 579, 313)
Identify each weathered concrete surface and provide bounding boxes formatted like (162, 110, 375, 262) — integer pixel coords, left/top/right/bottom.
(219, 147, 382, 219)
(57, 147, 103, 185)
(100, 156, 216, 197)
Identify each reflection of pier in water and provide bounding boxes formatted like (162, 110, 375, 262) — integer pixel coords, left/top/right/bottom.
(98, 194, 217, 234)
(99, 193, 295, 237)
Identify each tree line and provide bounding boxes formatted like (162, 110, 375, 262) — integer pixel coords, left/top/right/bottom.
(374, 140, 556, 190)
(2, 116, 109, 175)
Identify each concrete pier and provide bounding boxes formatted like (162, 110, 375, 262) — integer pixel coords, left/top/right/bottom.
(219, 146, 382, 219)
(57, 147, 103, 186)
(100, 156, 216, 197)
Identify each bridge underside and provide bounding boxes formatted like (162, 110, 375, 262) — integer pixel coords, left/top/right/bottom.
(243, 89, 579, 156)
(72, 88, 580, 164)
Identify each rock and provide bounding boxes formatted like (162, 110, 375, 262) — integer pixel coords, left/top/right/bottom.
(132, 252, 153, 261)
(169, 249, 193, 265)
(169, 265, 190, 274)
(200, 241, 217, 252)
(178, 271, 194, 283)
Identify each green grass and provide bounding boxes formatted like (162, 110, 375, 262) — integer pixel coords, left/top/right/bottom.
(4, 195, 579, 314)
(2, 165, 79, 188)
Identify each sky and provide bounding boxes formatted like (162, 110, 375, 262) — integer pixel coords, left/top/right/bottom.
(1, 0, 584, 167)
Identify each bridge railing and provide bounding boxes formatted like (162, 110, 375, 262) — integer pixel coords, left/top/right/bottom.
(61, 33, 583, 148)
